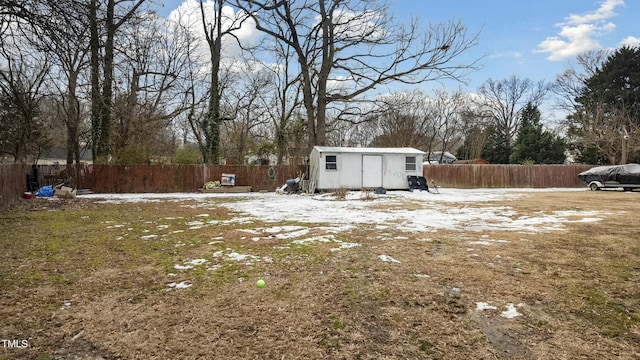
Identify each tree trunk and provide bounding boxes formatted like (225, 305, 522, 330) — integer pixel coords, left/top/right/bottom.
(89, 0, 101, 163)
(65, 70, 82, 164)
(276, 122, 287, 165)
(200, 0, 225, 164)
(315, 0, 332, 147)
(98, 0, 116, 159)
(621, 135, 629, 164)
(206, 65, 221, 163)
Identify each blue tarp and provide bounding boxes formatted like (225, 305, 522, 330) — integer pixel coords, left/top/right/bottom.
(36, 185, 54, 197)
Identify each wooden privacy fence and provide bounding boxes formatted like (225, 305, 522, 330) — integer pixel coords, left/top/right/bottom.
(0, 163, 306, 207)
(82, 164, 307, 193)
(423, 164, 595, 188)
(1, 163, 29, 207)
(2, 163, 597, 207)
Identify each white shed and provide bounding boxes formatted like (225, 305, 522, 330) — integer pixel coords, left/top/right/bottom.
(308, 146, 425, 192)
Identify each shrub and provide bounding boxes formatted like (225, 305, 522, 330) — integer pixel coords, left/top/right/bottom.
(173, 148, 203, 164)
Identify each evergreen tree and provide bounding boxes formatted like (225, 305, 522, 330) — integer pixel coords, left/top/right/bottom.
(580, 46, 640, 109)
(569, 46, 640, 164)
(510, 103, 566, 164)
(540, 133, 567, 163)
(482, 126, 511, 164)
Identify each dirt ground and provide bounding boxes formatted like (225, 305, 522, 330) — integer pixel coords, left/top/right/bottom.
(0, 190, 639, 359)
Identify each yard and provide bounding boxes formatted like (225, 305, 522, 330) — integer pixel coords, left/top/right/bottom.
(1, 188, 639, 359)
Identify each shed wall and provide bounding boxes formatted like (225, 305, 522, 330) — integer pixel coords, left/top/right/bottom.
(381, 153, 423, 189)
(312, 150, 424, 190)
(316, 152, 363, 189)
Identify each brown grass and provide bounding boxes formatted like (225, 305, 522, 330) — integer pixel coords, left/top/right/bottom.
(0, 191, 639, 359)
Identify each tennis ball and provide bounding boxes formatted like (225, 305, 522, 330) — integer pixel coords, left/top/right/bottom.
(256, 279, 265, 288)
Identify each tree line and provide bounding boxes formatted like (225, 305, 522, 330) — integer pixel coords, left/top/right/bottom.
(1, 0, 638, 166)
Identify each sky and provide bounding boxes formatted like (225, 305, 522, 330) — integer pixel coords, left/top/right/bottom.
(154, 0, 640, 117)
(398, 0, 640, 90)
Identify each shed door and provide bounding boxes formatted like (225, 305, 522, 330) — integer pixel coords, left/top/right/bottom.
(362, 155, 383, 188)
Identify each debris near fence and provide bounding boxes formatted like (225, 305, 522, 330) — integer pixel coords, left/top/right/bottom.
(54, 186, 77, 199)
(275, 172, 308, 195)
(32, 184, 77, 199)
(198, 174, 252, 193)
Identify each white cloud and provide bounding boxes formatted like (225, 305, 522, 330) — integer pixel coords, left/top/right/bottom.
(620, 36, 640, 47)
(166, 0, 260, 59)
(331, 9, 385, 42)
(564, 0, 624, 25)
(536, 0, 624, 61)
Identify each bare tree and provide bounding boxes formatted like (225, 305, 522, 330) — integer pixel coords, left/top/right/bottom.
(554, 48, 640, 164)
(456, 105, 492, 160)
(352, 89, 467, 160)
(260, 38, 303, 164)
(89, 0, 148, 162)
(553, 50, 609, 112)
(367, 116, 423, 148)
(166, 8, 212, 161)
(423, 89, 467, 162)
(110, 12, 193, 162)
(36, 0, 90, 164)
(198, 0, 247, 163)
(219, 63, 272, 164)
(365, 91, 430, 148)
(476, 75, 549, 149)
(1, 0, 94, 164)
(0, 0, 55, 45)
(235, 0, 481, 151)
(567, 95, 640, 165)
(0, 46, 51, 162)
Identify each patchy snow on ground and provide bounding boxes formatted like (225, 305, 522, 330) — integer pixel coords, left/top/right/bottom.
(166, 281, 192, 290)
(378, 254, 401, 264)
(476, 302, 523, 320)
(246, 227, 312, 240)
(501, 303, 523, 319)
(469, 240, 509, 246)
(212, 248, 273, 265)
(83, 189, 610, 305)
(82, 188, 603, 235)
(476, 302, 498, 311)
(331, 242, 360, 251)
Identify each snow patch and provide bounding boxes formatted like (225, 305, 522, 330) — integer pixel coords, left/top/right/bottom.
(167, 281, 192, 290)
(81, 189, 608, 237)
(212, 248, 272, 265)
(476, 302, 497, 311)
(378, 254, 401, 263)
(330, 242, 360, 251)
(501, 303, 522, 318)
(174, 264, 194, 270)
(291, 235, 336, 245)
(469, 240, 509, 246)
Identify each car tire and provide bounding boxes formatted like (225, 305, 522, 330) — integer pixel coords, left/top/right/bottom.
(589, 183, 600, 191)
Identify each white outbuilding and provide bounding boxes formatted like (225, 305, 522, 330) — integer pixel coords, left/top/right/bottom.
(308, 146, 425, 192)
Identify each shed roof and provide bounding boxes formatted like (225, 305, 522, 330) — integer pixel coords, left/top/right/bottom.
(312, 146, 425, 155)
